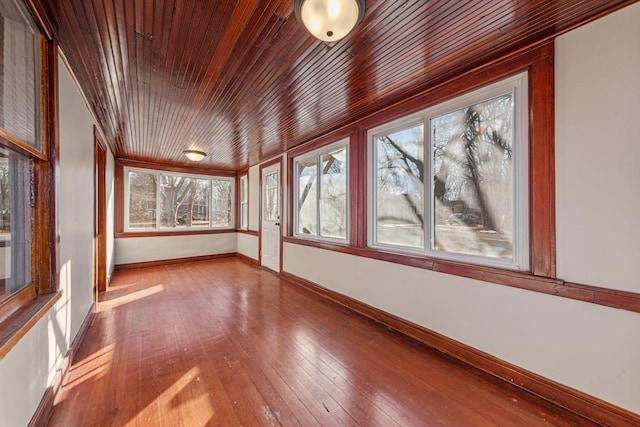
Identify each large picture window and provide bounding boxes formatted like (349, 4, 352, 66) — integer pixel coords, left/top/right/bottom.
(369, 73, 528, 270)
(294, 140, 348, 241)
(124, 167, 235, 231)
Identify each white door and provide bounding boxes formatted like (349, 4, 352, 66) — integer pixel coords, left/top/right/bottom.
(261, 163, 281, 272)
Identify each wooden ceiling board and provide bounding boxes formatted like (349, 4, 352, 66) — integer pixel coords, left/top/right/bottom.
(28, 0, 639, 170)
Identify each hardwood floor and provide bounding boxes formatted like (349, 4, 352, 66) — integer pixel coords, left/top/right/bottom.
(48, 258, 596, 426)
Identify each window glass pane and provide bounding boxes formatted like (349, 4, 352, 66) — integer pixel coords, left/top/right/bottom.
(0, 0, 42, 150)
(240, 175, 248, 228)
(297, 158, 317, 235)
(212, 179, 232, 227)
(263, 172, 278, 222)
(375, 124, 424, 248)
(320, 148, 347, 239)
(0, 148, 31, 303)
(431, 93, 514, 259)
(128, 171, 156, 229)
(159, 175, 195, 228)
(191, 179, 211, 227)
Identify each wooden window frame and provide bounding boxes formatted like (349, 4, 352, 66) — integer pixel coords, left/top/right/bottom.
(285, 43, 556, 296)
(115, 159, 237, 238)
(0, 2, 61, 361)
(367, 72, 530, 271)
(292, 138, 350, 244)
(237, 170, 249, 231)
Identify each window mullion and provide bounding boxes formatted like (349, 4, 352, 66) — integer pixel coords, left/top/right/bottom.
(155, 172, 161, 228)
(315, 156, 321, 237)
(425, 118, 431, 256)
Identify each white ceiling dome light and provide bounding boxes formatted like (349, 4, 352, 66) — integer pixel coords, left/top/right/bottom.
(295, 0, 366, 42)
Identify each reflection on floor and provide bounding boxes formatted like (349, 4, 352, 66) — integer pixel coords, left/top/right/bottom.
(48, 258, 596, 426)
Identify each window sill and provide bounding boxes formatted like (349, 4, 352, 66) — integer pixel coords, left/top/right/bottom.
(115, 228, 237, 238)
(0, 290, 62, 361)
(282, 236, 640, 313)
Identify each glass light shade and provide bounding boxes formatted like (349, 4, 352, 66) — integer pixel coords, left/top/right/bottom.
(183, 150, 207, 162)
(295, 0, 364, 42)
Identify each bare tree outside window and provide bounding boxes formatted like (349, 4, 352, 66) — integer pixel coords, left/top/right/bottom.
(211, 179, 232, 227)
(295, 143, 348, 240)
(374, 124, 424, 248)
(126, 168, 233, 230)
(128, 171, 156, 229)
(297, 158, 317, 235)
(431, 93, 514, 259)
(320, 148, 347, 239)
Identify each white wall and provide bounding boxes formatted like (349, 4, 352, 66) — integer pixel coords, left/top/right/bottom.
(237, 233, 259, 261)
(283, 244, 640, 413)
(279, 5, 640, 415)
(555, 2, 640, 294)
(0, 56, 96, 426)
(114, 233, 237, 265)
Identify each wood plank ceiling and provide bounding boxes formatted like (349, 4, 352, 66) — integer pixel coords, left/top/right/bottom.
(29, 0, 637, 170)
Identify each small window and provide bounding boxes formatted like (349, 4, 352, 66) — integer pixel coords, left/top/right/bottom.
(124, 167, 235, 231)
(239, 175, 248, 229)
(369, 73, 528, 270)
(294, 140, 348, 241)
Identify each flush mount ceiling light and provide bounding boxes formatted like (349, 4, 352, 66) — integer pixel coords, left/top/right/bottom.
(183, 149, 207, 162)
(295, 0, 365, 42)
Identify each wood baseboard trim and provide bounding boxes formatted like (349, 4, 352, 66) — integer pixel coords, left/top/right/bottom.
(280, 271, 640, 427)
(236, 252, 259, 266)
(114, 252, 236, 271)
(28, 303, 96, 427)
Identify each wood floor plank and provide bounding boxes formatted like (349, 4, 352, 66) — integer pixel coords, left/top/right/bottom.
(47, 258, 598, 426)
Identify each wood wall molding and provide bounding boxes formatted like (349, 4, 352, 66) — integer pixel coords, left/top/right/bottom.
(280, 271, 640, 427)
(236, 229, 259, 237)
(28, 303, 96, 427)
(282, 237, 640, 314)
(114, 253, 236, 271)
(115, 229, 237, 239)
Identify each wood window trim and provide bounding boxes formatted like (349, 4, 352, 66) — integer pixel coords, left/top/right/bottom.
(0, 11, 60, 361)
(236, 169, 249, 231)
(115, 159, 237, 237)
(282, 43, 598, 308)
(290, 138, 350, 244)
